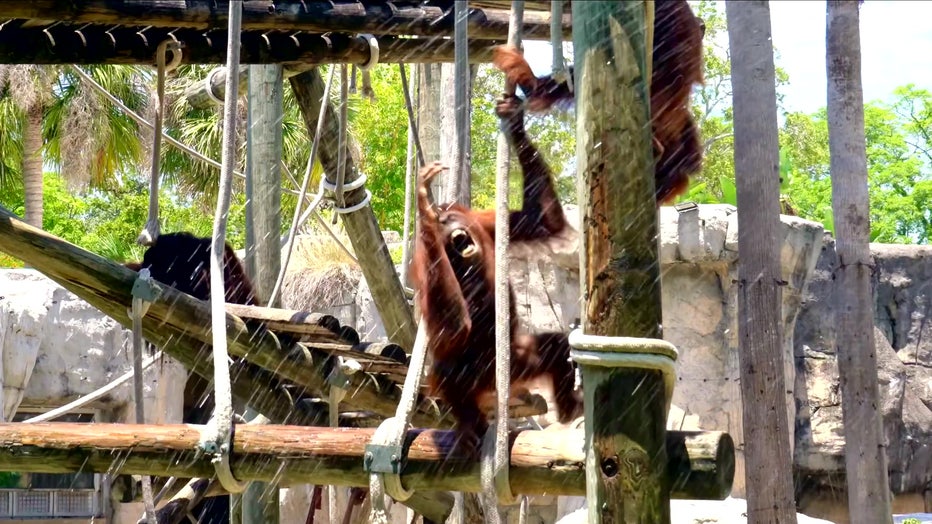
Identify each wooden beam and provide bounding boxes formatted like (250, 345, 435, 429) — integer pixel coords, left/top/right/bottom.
(290, 69, 419, 352)
(0, 423, 734, 501)
(0, 25, 498, 66)
(182, 36, 498, 110)
(0, 1, 570, 40)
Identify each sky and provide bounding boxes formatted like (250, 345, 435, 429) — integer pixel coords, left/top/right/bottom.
(521, 1, 932, 115)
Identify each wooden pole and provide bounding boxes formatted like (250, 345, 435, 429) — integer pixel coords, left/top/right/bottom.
(0, 2, 569, 40)
(243, 63, 286, 524)
(725, 1, 798, 522)
(289, 69, 418, 351)
(825, 2, 893, 522)
(570, 1, 670, 522)
(0, 423, 734, 501)
(0, 29, 502, 67)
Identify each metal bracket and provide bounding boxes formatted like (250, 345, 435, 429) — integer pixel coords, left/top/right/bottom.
(363, 443, 405, 474)
(131, 268, 162, 302)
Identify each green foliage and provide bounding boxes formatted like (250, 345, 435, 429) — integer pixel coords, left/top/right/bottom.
(0, 172, 246, 267)
(901, 518, 921, 524)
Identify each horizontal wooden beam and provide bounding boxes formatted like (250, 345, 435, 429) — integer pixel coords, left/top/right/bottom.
(0, 423, 733, 500)
(0, 1, 570, 40)
(181, 37, 499, 109)
(0, 25, 499, 65)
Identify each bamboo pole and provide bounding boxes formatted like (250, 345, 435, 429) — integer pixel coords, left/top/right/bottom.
(0, 2, 569, 40)
(0, 423, 734, 501)
(571, 1, 670, 522)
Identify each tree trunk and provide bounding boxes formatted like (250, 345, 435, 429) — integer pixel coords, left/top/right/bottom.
(725, 1, 798, 522)
(825, 2, 893, 523)
(22, 105, 43, 229)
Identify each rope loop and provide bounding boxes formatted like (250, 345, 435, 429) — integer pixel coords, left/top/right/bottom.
(204, 66, 227, 105)
(480, 421, 520, 506)
(357, 33, 380, 70)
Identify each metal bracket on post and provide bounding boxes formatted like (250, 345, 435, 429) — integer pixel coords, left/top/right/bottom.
(568, 330, 678, 415)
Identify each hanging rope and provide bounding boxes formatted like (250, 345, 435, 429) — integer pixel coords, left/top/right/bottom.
(482, 1, 525, 521)
(366, 321, 430, 524)
(137, 38, 182, 246)
(199, 0, 248, 496)
(399, 64, 418, 288)
(327, 355, 362, 524)
(268, 65, 337, 307)
(332, 64, 350, 225)
(398, 63, 426, 167)
(128, 268, 161, 523)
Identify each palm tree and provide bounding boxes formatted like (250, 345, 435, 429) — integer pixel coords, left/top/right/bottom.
(0, 65, 149, 228)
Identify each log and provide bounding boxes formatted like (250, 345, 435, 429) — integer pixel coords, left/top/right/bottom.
(0, 423, 734, 501)
(224, 303, 347, 343)
(183, 36, 499, 109)
(0, 1, 570, 39)
(290, 69, 418, 351)
(0, 22, 499, 66)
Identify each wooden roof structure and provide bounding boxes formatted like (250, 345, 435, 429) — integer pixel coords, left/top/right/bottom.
(0, 1, 571, 65)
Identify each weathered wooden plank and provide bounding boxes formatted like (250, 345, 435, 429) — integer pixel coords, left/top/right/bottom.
(0, 23, 498, 66)
(0, 423, 735, 500)
(0, 1, 570, 39)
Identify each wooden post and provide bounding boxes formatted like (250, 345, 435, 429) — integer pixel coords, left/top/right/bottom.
(289, 69, 417, 351)
(725, 1, 798, 522)
(243, 63, 285, 524)
(825, 2, 893, 522)
(570, 1, 670, 522)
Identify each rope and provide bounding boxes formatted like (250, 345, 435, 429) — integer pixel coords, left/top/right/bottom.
(451, 0, 470, 203)
(399, 64, 418, 287)
(357, 33, 379, 102)
(327, 356, 361, 524)
(398, 64, 426, 167)
(128, 268, 160, 523)
(482, 1, 525, 518)
(366, 321, 430, 523)
(269, 65, 337, 307)
(69, 65, 304, 199)
(332, 65, 350, 224)
(137, 38, 182, 247)
(22, 349, 163, 423)
(199, 0, 248, 495)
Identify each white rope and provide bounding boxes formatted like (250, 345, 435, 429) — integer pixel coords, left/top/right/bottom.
(203, 66, 227, 105)
(22, 349, 163, 423)
(357, 34, 379, 102)
(332, 65, 350, 224)
(327, 356, 361, 524)
(69, 65, 303, 199)
(129, 268, 158, 523)
(366, 321, 430, 523)
(200, 0, 248, 495)
(399, 64, 418, 287)
(269, 65, 337, 307)
(138, 38, 182, 247)
(481, 1, 525, 519)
